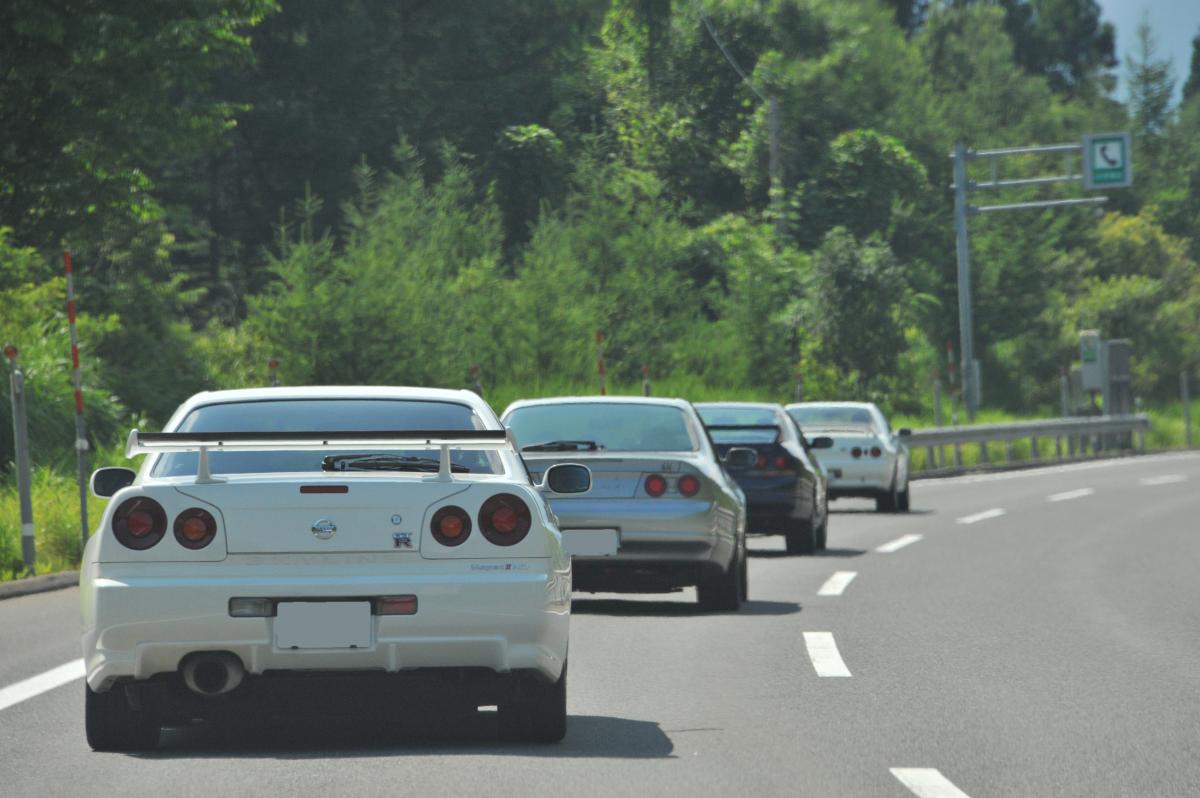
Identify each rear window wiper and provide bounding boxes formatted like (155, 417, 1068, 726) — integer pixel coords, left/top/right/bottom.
(521, 439, 600, 452)
(321, 454, 470, 473)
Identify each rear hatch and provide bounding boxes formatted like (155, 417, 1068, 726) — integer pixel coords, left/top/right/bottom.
(177, 477, 466, 553)
(805, 426, 881, 465)
(521, 454, 699, 499)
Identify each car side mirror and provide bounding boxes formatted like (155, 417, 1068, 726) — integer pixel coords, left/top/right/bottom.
(723, 447, 757, 469)
(808, 436, 834, 450)
(541, 463, 591, 494)
(91, 467, 136, 498)
(898, 428, 913, 437)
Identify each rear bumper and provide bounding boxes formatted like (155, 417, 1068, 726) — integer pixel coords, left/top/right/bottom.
(81, 557, 570, 690)
(824, 459, 894, 495)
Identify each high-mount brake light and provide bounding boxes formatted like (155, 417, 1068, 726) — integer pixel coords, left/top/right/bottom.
(479, 493, 532, 546)
(112, 497, 167, 550)
(870, 446, 882, 458)
(851, 447, 863, 458)
(644, 474, 667, 497)
(431, 505, 471, 546)
(376, 595, 418, 616)
(174, 507, 217, 549)
(677, 474, 701, 497)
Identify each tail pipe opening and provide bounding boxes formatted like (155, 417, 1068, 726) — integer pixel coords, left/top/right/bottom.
(181, 652, 245, 696)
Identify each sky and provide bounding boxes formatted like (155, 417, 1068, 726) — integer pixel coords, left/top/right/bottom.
(1096, 0, 1200, 101)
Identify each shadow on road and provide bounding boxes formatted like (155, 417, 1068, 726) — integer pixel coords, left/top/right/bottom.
(829, 508, 933, 516)
(144, 713, 675, 759)
(572, 598, 800, 617)
(747, 547, 865, 559)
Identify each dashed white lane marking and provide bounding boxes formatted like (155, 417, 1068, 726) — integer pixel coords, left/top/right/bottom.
(890, 768, 971, 798)
(817, 571, 857, 596)
(1140, 474, 1186, 486)
(1047, 487, 1095, 502)
(956, 508, 1006, 524)
(803, 632, 852, 677)
(875, 534, 923, 553)
(0, 659, 84, 713)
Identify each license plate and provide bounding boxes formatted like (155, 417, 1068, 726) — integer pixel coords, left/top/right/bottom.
(274, 601, 372, 649)
(562, 528, 620, 557)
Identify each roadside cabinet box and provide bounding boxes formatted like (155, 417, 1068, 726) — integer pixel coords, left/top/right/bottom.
(1080, 330, 1103, 392)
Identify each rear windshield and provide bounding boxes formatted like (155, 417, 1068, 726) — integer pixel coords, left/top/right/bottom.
(696, 405, 781, 443)
(787, 405, 878, 430)
(152, 399, 497, 476)
(506, 403, 696, 452)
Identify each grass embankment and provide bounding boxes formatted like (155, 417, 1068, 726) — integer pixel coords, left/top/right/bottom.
(2, 384, 1196, 581)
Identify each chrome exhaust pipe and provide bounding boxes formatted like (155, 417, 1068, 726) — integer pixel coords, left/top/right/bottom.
(181, 652, 245, 696)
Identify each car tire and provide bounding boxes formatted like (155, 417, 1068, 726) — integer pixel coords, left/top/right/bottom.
(85, 684, 160, 752)
(785, 518, 817, 555)
(816, 501, 829, 550)
(875, 483, 897, 512)
(739, 547, 749, 603)
(499, 662, 567, 743)
(698, 553, 743, 612)
(897, 483, 910, 512)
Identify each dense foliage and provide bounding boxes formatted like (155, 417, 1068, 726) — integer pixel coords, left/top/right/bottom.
(3, 0, 1200, 467)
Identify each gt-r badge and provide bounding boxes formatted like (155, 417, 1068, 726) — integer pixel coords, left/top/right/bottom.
(311, 519, 337, 540)
(392, 532, 413, 549)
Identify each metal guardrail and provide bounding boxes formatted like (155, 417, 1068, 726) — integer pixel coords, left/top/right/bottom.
(908, 414, 1150, 472)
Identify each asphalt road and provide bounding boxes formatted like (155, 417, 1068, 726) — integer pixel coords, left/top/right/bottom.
(2, 452, 1198, 797)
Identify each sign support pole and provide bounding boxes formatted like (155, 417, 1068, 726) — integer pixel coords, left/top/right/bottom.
(65, 251, 89, 547)
(953, 143, 977, 422)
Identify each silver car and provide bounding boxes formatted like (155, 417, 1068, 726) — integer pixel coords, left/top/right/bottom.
(785, 401, 912, 512)
(501, 397, 748, 611)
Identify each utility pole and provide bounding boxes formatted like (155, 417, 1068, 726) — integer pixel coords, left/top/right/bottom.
(769, 95, 784, 242)
(5, 344, 35, 575)
(64, 251, 89, 547)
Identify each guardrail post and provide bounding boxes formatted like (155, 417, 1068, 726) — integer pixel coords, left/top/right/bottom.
(954, 443, 963, 467)
(1055, 435, 1063, 460)
(1184, 370, 1192, 449)
(1030, 435, 1038, 462)
(978, 441, 989, 464)
(1004, 439, 1014, 462)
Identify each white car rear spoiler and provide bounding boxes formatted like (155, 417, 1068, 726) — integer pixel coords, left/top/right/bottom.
(125, 428, 516, 484)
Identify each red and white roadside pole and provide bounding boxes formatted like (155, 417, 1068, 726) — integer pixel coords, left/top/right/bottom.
(595, 330, 606, 396)
(65, 251, 90, 546)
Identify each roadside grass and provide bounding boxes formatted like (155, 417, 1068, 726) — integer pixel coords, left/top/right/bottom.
(1, 394, 1195, 581)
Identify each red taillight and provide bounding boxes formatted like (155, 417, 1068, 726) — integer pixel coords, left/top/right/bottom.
(755, 454, 767, 470)
(112, 497, 167, 550)
(677, 474, 701, 497)
(174, 508, 217, 549)
(479, 494, 532, 546)
(431, 505, 471, 547)
(870, 446, 882, 458)
(644, 474, 667, 497)
(851, 447, 862, 458)
(773, 454, 789, 469)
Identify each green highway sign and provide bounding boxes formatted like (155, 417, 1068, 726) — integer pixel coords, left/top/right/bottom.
(1083, 132, 1132, 191)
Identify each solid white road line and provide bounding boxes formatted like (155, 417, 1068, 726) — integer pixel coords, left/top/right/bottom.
(803, 632, 852, 677)
(817, 571, 857, 596)
(0, 659, 85, 713)
(890, 768, 971, 798)
(956, 508, 1006, 524)
(1047, 487, 1095, 502)
(875, 534, 923, 553)
(1140, 474, 1186, 486)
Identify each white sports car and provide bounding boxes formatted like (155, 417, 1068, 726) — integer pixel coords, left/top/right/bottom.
(81, 386, 588, 750)
(785, 401, 912, 512)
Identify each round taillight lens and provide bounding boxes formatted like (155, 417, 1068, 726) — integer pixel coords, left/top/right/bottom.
(774, 455, 788, 469)
(677, 474, 701, 497)
(479, 494, 531, 546)
(431, 505, 471, 546)
(870, 446, 882, 458)
(112, 497, 167, 550)
(174, 508, 217, 549)
(755, 454, 767, 470)
(851, 447, 862, 458)
(644, 474, 667, 497)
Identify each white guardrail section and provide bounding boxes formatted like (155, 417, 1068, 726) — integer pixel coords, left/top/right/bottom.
(908, 414, 1150, 472)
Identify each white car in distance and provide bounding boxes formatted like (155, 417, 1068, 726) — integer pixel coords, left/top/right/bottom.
(82, 387, 588, 749)
(785, 401, 912, 512)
